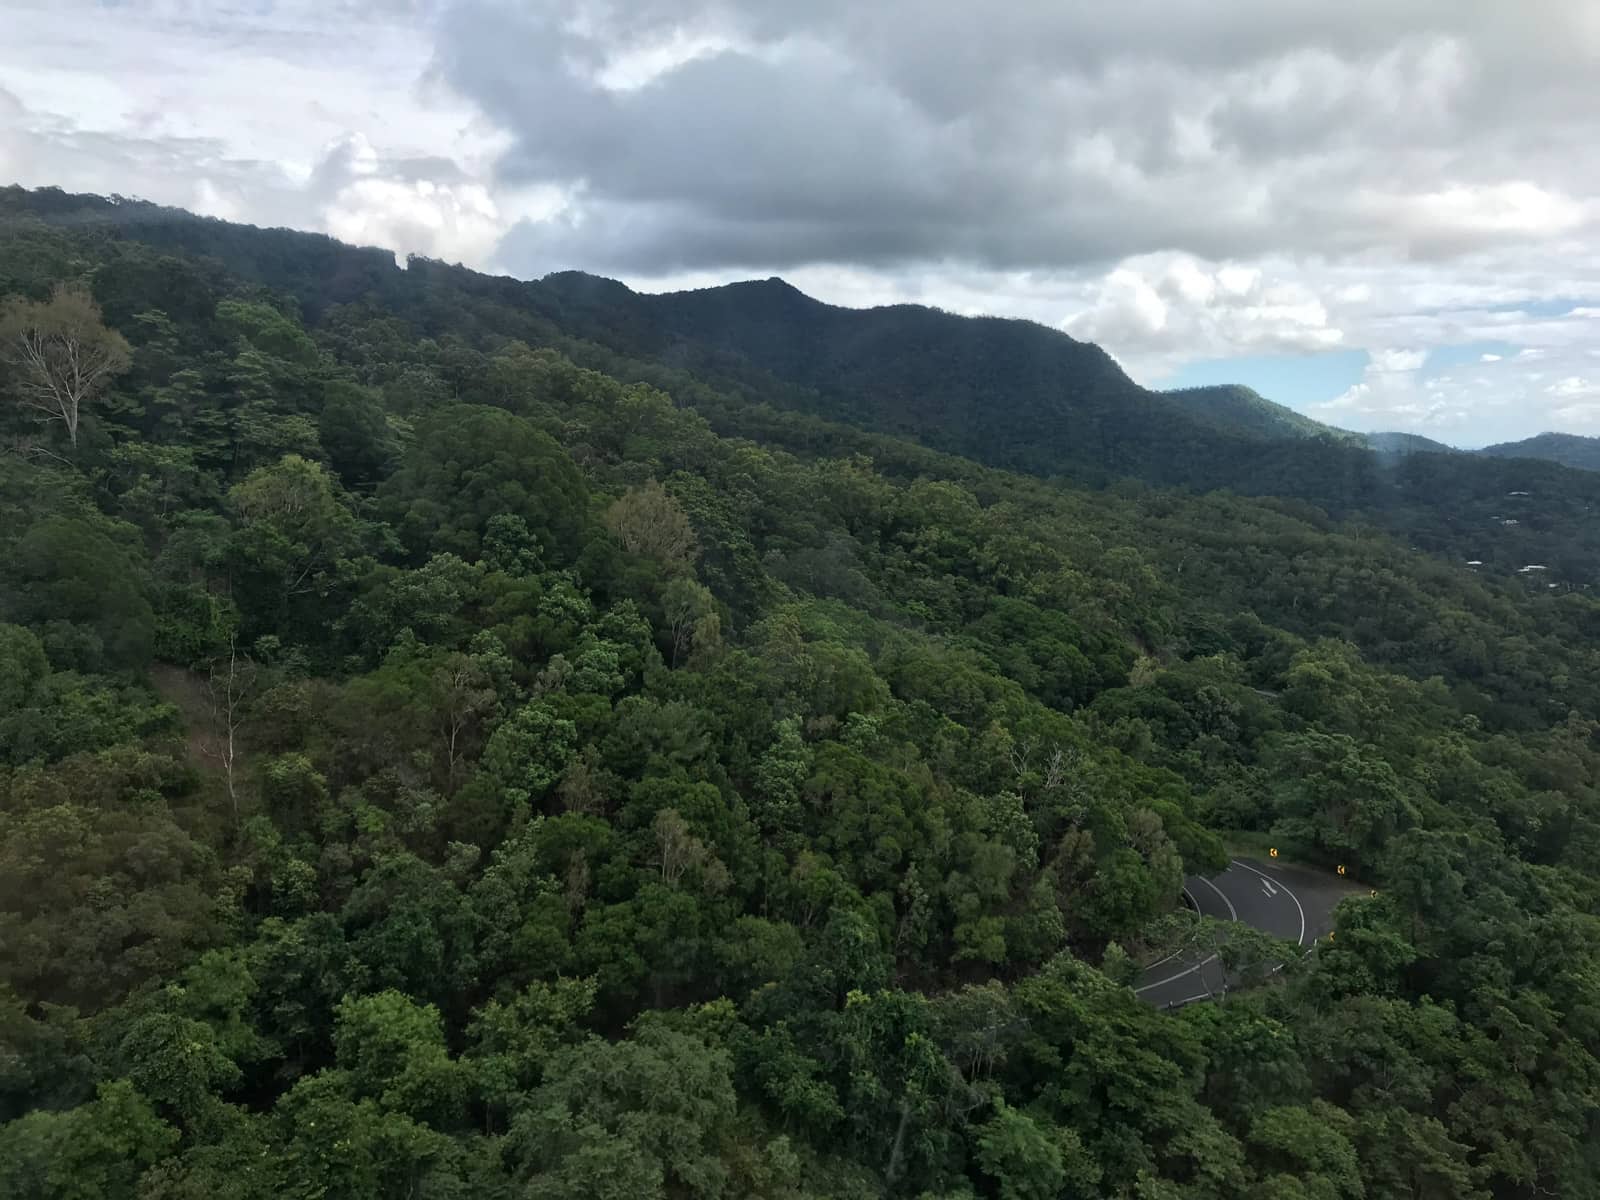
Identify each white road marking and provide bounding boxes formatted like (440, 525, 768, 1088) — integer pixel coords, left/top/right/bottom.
(1137, 860, 1313, 1000)
(1197, 873, 1238, 921)
(1134, 952, 1219, 995)
(1230, 858, 1306, 945)
(1135, 867, 1246, 995)
(1140, 886, 1201, 971)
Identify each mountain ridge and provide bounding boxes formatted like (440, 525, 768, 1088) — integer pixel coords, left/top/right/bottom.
(11, 185, 1600, 576)
(1479, 430, 1600, 471)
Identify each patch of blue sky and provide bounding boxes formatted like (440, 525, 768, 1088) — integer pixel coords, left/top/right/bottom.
(1423, 341, 1521, 372)
(1481, 298, 1591, 318)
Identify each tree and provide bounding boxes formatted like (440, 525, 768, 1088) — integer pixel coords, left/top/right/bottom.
(0, 748, 227, 1011)
(1266, 731, 1413, 866)
(479, 700, 579, 813)
(652, 808, 731, 892)
(974, 1099, 1097, 1200)
(1247, 1103, 1363, 1200)
(663, 577, 721, 668)
(0, 1079, 177, 1200)
(317, 380, 399, 486)
(429, 652, 497, 788)
(379, 404, 588, 563)
(0, 283, 130, 448)
(202, 637, 257, 828)
(226, 455, 363, 639)
(274, 1071, 453, 1200)
(0, 621, 48, 720)
(605, 479, 698, 571)
(7, 514, 156, 672)
(332, 990, 471, 1127)
(509, 1022, 741, 1200)
(116, 1011, 241, 1131)
(465, 976, 596, 1129)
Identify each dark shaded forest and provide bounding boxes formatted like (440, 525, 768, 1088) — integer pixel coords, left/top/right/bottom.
(2, 186, 1599, 1199)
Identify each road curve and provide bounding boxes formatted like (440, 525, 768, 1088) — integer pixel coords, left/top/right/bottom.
(1135, 857, 1358, 1009)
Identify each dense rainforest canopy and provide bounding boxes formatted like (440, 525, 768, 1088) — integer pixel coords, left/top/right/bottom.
(1, 186, 1599, 1199)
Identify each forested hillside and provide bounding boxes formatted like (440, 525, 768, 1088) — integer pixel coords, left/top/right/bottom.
(2, 186, 1600, 1199)
(1363, 430, 1459, 459)
(1162, 383, 1354, 442)
(1480, 431, 1600, 472)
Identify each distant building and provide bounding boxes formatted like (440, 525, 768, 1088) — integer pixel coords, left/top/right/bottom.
(1502, 519, 1520, 526)
(1465, 560, 1483, 566)
(1518, 564, 1548, 573)
(1508, 490, 1531, 496)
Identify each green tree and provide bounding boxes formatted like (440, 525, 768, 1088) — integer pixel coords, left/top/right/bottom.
(974, 1099, 1097, 1200)
(227, 455, 363, 640)
(509, 1021, 741, 1200)
(0, 1080, 178, 1200)
(380, 404, 588, 563)
(480, 700, 579, 813)
(317, 380, 399, 486)
(332, 990, 471, 1126)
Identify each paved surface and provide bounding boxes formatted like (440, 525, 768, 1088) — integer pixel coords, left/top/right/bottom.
(1134, 857, 1361, 1009)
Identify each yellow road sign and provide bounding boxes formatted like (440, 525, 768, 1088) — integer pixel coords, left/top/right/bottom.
(1336, 864, 1347, 876)
(1269, 847, 1279, 858)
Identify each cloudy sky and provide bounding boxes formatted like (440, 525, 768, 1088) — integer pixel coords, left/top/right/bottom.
(4, 0, 1599, 445)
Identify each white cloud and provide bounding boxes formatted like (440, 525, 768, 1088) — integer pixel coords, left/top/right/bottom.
(2, 0, 1600, 444)
(0, 0, 520, 267)
(1307, 325, 1600, 442)
(1369, 348, 1428, 372)
(1549, 376, 1598, 398)
(1061, 253, 1343, 376)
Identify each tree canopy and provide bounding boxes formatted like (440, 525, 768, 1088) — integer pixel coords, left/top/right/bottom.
(3, 185, 1600, 1199)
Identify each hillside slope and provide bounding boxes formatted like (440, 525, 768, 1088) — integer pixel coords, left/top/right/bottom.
(1364, 430, 1458, 458)
(9, 185, 1600, 579)
(1480, 431, 1600, 471)
(540, 270, 1306, 488)
(4, 184, 1600, 1198)
(1163, 383, 1354, 441)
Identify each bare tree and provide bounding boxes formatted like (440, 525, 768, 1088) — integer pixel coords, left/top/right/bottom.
(0, 284, 131, 448)
(651, 808, 729, 892)
(203, 638, 258, 828)
(430, 653, 496, 788)
(2, 432, 71, 466)
(1043, 744, 1073, 792)
(1007, 735, 1035, 781)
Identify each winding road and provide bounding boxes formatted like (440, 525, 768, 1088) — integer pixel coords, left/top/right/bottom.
(1135, 857, 1359, 1009)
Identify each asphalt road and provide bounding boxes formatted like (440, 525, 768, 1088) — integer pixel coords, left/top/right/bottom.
(1134, 857, 1360, 1009)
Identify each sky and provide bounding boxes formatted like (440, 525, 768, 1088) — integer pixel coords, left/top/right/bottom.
(3, 1, 1600, 446)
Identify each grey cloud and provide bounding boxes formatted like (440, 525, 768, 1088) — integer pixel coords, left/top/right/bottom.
(0, 88, 500, 265)
(433, 0, 1600, 277)
(0, 97, 295, 220)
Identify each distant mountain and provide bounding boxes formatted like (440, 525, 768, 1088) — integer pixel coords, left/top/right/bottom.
(1479, 432, 1600, 472)
(1362, 430, 1600, 473)
(632, 276, 1213, 482)
(1365, 431, 1458, 458)
(528, 271, 1389, 500)
(14, 184, 1600, 576)
(1163, 384, 1355, 441)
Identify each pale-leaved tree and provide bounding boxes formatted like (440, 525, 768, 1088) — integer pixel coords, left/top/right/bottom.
(0, 283, 131, 448)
